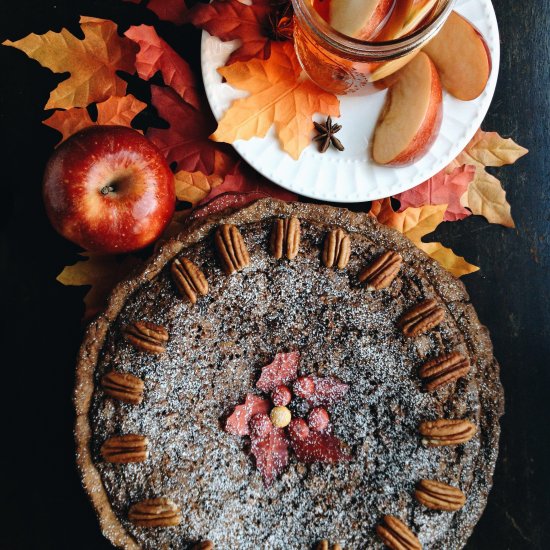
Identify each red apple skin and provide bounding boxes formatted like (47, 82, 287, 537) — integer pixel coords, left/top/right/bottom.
(43, 126, 175, 254)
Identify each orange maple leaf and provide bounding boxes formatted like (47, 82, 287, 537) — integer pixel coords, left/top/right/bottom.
(57, 253, 142, 321)
(211, 41, 340, 160)
(174, 170, 223, 207)
(3, 17, 137, 110)
(370, 199, 478, 277)
(43, 95, 147, 144)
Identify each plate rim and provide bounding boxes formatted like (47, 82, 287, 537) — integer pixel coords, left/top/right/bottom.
(200, 0, 500, 203)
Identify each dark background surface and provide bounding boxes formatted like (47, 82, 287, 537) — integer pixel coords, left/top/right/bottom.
(0, 1, 548, 548)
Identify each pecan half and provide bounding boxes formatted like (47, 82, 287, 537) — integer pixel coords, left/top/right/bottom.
(322, 228, 351, 269)
(192, 542, 214, 550)
(128, 498, 181, 527)
(359, 250, 402, 290)
(101, 371, 144, 404)
(398, 298, 445, 337)
(270, 216, 301, 260)
(419, 351, 471, 392)
(214, 224, 250, 274)
(419, 418, 477, 447)
(123, 321, 169, 354)
(315, 541, 342, 550)
(100, 434, 149, 463)
(171, 257, 208, 304)
(376, 515, 422, 550)
(415, 479, 466, 511)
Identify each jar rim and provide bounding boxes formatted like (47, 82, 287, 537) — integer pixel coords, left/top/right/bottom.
(291, 0, 457, 60)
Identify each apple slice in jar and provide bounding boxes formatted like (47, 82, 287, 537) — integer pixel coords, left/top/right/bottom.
(423, 11, 491, 100)
(372, 51, 442, 165)
(329, 0, 394, 40)
(398, 0, 440, 37)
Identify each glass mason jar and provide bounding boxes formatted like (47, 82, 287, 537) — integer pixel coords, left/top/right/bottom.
(291, 0, 457, 95)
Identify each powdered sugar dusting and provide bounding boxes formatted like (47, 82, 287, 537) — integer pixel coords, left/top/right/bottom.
(88, 214, 500, 549)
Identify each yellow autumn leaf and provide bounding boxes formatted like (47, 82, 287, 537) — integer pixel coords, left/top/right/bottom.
(370, 199, 479, 277)
(461, 169, 515, 228)
(446, 129, 526, 227)
(455, 129, 528, 168)
(57, 252, 142, 320)
(174, 170, 223, 207)
(211, 41, 340, 160)
(43, 95, 147, 143)
(416, 242, 479, 277)
(3, 17, 137, 109)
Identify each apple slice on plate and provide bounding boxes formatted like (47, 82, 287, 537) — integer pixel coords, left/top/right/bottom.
(423, 11, 491, 100)
(372, 51, 442, 165)
(329, 0, 394, 40)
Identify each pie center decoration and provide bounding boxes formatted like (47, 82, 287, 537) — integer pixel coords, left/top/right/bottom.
(225, 351, 351, 485)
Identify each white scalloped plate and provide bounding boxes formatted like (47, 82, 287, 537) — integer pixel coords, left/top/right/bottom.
(201, 0, 499, 202)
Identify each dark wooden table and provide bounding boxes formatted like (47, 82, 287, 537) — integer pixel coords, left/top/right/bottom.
(0, 1, 548, 548)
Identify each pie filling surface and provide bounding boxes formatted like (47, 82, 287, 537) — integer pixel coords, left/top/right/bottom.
(76, 199, 503, 549)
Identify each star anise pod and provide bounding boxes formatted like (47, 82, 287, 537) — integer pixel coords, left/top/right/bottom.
(313, 116, 345, 153)
(265, 1, 294, 41)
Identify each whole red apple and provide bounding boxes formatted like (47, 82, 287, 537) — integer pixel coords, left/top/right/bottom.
(43, 125, 175, 254)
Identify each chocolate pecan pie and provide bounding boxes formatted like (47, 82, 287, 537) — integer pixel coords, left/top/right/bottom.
(74, 199, 504, 549)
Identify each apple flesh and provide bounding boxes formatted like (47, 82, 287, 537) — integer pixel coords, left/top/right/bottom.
(423, 11, 491, 101)
(372, 51, 442, 165)
(43, 126, 175, 254)
(329, 0, 394, 40)
(397, 0, 439, 38)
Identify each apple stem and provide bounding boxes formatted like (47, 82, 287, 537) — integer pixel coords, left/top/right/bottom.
(100, 185, 115, 195)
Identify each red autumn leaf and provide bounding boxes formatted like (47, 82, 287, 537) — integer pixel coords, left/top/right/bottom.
(250, 427, 290, 485)
(124, 25, 201, 109)
(394, 165, 476, 222)
(146, 84, 237, 175)
(256, 352, 301, 393)
(147, 0, 188, 25)
(290, 429, 350, 464)
(225, 393, 271, 436)
(307, 376, 349, 408)
(188, 0, 272, 65)
(123, 0, 188, 25)
(201, 162, 298, 205)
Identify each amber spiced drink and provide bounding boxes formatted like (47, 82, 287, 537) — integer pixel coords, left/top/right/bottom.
(292, 0, 457, 94)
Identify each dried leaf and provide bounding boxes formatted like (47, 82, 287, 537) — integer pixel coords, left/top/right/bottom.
(256, 352, 300, 393)
(174, 171, 223, 207)
(3, 17, 137, 109)
(290, 429, 350, 464)
(188, 0, 271, 65)
(56, 252, 142, 320)
(370, 199, 479, 277)
(395, 165, 475, 222)
(212, 42, 340, 160)
(147, 0, 188, 25)
(43, 95, 147, 143)
(124, 25, 200, 109)
(446, 128, 527, 227)
(307, 376, 349, 407)
(225, 393, 271, 436)
(202, 162, 298, 205)
(250, 427, 289, 485)
(147, 84, 237, 174)
(122, 0, 188, 24)
(454, 129, 528, 169)
(461, 169, 515, 228)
